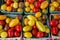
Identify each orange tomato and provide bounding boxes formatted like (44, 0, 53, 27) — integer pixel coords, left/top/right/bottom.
(7, 6, 12, 12)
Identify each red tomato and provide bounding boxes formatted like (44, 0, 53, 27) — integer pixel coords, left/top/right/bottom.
(11, 28, 15, 31)
(57, 15, 60, 19)
(38, 0, 44, 3)
(0, 20, 5, 26)
(50, 20, 58, 27)
(56, 5, 60, 11)
(8, 29, 14, 37)
(14, 31, 20, 37)
(33, 25, 37, 29)
(29, 0, 35, 3)
(52, 27, 58, 35)
(32, 29, 38, 37)
(15, 24, 22, 32)
(33, 8, 39, 13)
(37, 32, 43, 38)
(34, 2, 41, 8)
(6, 0, 12, 5)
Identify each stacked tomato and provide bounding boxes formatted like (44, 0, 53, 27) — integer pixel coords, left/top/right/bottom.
(0, 15, 22, 38)
(25, 0, 48, 14)
(50, 0, 60, 12)
(1, 0, 24, 12)
(50, 14, 60, 37)
(23, 13, 50, 38)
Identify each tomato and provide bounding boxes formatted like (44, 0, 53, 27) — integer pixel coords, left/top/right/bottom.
(15, 24, 22, 32)
(33, 25, 37, 29)
(50, 20, 58, 27)
(8, 29, 14, 37)
(52, 27, 58, 35)
(0, 20, 5, 26)
(32, 29, 38, 37)
(33, 8, 39, 13)
(38, 0, 44, 3)
(29, 0, 35, 3)
(14, 31, 20, 37)
(7, 6, 12, 12)
(57, 5, 60, 10)
(37, 32, 43, 38)
(6, 0, 12, 5)
(34, 2, 41, 8)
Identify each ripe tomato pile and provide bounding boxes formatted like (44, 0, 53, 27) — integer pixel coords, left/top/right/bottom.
(25, 0, 48, 14)
(23, 15, 50, 38)
(0, 15, 22, 38)
(50, 14, 60, 37)
(1, 0, 24, 12)
(50, 0, 60, 12)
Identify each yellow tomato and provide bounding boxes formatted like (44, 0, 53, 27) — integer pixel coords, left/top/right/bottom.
(24, 32, 32, 38)
(24, 18, 29, 26)
(6, 18, 11, 23)
(35, 12, 42, 18)
(52, 1, 59, 8)
(25, 2, 30, 7)
(40, 1, 48, 9)
(30, 4, 34, 9)
(42, 9, 48, 14)
(13, 2, 18, 8)
(1, 4, 7, 11)
(50, 6, 55, 12)
(1, 32, 7, 38)
(28, 20, 35, 26)
(25, 7, 30, 12)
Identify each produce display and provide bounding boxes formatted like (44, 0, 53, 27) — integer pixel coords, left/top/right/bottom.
(1, 0, 24, 12)
(0, 15, 22, 38)
(25, 0, 48, 14)
(50, 0, 60, 12)
(50, 14, 60, 37)
(23, 12, 50, 38)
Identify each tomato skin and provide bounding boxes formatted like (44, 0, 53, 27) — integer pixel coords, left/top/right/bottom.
(32, 29, 38, 37)
(52, 27, 58, 35)
(8, 29, 14, 37)
(33, 25, 37, 29)
(33, 8, 38, 13)
(37, 32, 43, 38)
(0, 20, 5, 26)
(14, 31, 20, 37)
(50, 20, 58, 27)
(35, 2, 41, 8)
(6, 0, 12, 5)
(15, 24, 22, 32)
(38, 0, 44, 3)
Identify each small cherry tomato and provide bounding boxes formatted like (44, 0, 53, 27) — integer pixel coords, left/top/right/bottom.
(37, 32, 43, 38)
